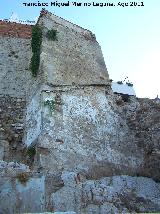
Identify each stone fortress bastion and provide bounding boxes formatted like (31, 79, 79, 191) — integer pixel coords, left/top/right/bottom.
(0, 9, 160, 213)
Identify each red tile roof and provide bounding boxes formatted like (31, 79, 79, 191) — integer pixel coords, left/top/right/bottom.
(0, 20, 32, 39)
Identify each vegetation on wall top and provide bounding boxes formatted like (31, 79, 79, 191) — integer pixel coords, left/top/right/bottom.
(126, 82, 133, 87)
(117, 81, 133, 87)
(117, 81, 123, 85)
(30, 25, 42, 77)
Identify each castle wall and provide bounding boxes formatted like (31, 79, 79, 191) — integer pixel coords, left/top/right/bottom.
(36, 87, 143, 176)
(0, 23, 44, 149)
(25, 91, 42, 146)
(0, 35, 43, 156)
(0, 36, 43, 100)
(33, 90, 160, 181)
(0, 11, 160, 214)
(0, 95, 26, 162)
(0, 37, 32, 97)
(38, 13, 109, 86)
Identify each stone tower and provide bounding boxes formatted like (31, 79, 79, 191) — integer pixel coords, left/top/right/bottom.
(24, 10, 112, 173)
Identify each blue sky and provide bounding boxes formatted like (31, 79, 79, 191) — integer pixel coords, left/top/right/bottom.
(1, 0, 160, 98)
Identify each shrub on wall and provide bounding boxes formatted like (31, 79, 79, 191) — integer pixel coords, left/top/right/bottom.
(46, 29, 58, 41)
(44, 99, 56, 115)
(30, 25, 42, 77)
(16, 172, 29, 185)
(27, 146, 36, 159)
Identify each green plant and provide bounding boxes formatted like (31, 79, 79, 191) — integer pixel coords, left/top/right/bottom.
(27, 146, 36, 159)
(46, 29, 58, 41)
(44, 100, 56, 114)
(30, 25, 42, 77)
(16, 172, 29, 185)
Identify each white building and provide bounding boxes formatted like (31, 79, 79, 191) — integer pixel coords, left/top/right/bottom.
(111, 82, 136, 96)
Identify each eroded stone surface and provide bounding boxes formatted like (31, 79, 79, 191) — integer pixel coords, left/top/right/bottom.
(51, 173, 160, 213)
(0, 96, 26, 162)
(0, 161, 45, 214)
(38, 12, 109, 86)
(116, 96, 160, 181)
(35, 89, 160, 183)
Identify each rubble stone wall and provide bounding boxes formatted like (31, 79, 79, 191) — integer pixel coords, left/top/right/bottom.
(0, 95, 26, 162)
(0, 36, 43, 101)
(0, 36, 32, 97)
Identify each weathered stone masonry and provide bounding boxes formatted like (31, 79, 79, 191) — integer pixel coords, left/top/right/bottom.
(0, 10, 160, 213)
(0, 96, 26, 161)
